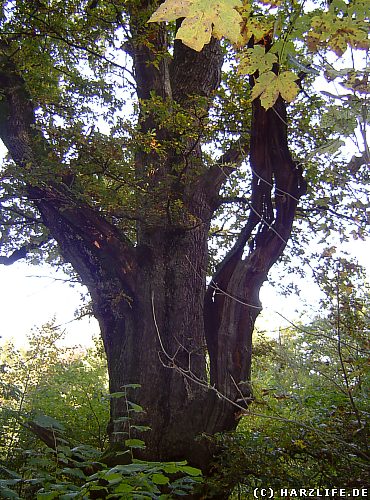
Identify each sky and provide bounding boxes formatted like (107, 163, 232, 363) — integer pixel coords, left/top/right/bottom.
(0, 262, 99, 347)
(0, 261, 302, 347)
(0, 134, 96, 346)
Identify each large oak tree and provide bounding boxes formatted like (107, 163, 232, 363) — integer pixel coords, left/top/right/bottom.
(0, 0, 368, 479)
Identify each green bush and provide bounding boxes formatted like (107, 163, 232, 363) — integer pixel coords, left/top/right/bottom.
(0, 335, 202, 499)
(0, 322, 109, 473)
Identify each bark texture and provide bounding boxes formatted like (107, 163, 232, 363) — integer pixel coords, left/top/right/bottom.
(0, 2, 306, 488)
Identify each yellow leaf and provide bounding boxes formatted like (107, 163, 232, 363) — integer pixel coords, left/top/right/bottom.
(251, 71, 279, 109)
(308, 7, 369, 55)
(251, 70, 299, 109)
(238, 45, 277, 75)
(175, 14, 214, 51)
(148, 0, 193, 22)
(330, 33, 348, 56)
(260, 87, 280, 109)
(276, 71, 300, 102)
(212, 0, 243, 43)
(239, 16, 273, 45)
(149, 0, 243, 51)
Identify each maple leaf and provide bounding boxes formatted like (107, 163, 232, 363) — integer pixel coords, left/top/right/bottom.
(238, 45, 277, 75)
(149, 0, 243, 52)
(276, 71, 300, 102)
(251, 71, 279, 109)
(251, 70, 299, 109)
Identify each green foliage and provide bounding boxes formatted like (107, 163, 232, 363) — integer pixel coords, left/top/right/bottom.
(0, 322, 109, 472)
(1, 438, 202, 499)
(75, 460, 202, 499)
(0, 330, 202, 499)
(0, 0, 368, 270)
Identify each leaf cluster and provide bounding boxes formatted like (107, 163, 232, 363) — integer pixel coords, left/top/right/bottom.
(0, 326, 202, 499)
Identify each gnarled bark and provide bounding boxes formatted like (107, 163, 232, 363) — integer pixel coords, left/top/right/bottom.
(0, 4, 307, 489)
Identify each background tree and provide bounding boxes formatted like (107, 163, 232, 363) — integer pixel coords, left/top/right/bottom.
(0, 0, 368, 475)
(0, 323, 109, 473)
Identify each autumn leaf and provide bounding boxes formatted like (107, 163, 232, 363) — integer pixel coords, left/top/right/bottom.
(251, 70, 299, 109)
(251, 71, 279, 109)
(238, 45, 277, 75)
(308, 9, 369, 56)
(149, 0, 243, 52)
(148, 0, 193, 22)
(239, 16, 273, 45)
(276, 71, 300, 102)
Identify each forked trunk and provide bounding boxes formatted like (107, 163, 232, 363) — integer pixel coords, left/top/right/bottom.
(0, 8, 307, 494)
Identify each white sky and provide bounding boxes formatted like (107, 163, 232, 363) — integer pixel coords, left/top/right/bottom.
(0, 262, 99, 347)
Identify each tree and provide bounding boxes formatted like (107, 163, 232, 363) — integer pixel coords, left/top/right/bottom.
(0, 0, 368, 477)
(0, 323, 109, 472)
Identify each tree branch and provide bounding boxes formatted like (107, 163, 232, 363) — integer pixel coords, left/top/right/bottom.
(204, 85, 307, 401)
(0, 51, 137, 294)
(347, 151, 369, 173)
(0, 238, 50, 265)
(128, 5, 171, 102)
(216, 195, 250, 208)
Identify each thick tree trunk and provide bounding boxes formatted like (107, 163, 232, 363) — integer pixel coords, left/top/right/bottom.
(0, 8, 307, 495)
(110, 224, 212, 464)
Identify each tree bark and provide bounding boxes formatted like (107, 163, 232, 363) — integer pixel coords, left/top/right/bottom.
(0, 5, 307, 492)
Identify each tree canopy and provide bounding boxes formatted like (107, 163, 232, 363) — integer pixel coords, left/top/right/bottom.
(0, 0, 368, 264)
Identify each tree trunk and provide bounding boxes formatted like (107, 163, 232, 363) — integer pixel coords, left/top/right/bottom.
(0, 5, 307, 493)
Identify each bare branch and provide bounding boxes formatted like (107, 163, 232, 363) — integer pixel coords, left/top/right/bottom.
(347, 152, 369, 173)
(216, 195, 250, 208)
